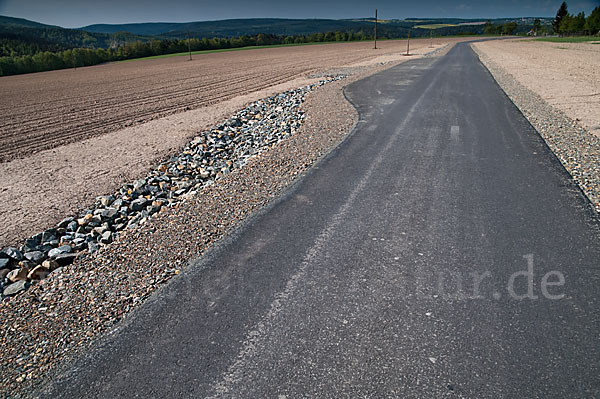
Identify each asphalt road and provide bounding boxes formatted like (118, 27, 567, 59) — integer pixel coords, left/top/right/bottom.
(42, 42, 600, 398)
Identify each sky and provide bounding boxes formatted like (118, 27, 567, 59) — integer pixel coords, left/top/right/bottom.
(0, 0, 597, 28)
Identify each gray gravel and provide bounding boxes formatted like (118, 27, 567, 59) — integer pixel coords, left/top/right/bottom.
(0, 54, 424, 398)
(0, 77, 345, 301)
(472, 45, 600, 213)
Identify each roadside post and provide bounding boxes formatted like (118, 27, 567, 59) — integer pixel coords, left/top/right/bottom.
(374, 9, 378, 49)
(187, 31, 192, 61)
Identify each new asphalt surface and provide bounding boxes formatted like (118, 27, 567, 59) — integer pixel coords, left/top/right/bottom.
(41, 42, 600, 398)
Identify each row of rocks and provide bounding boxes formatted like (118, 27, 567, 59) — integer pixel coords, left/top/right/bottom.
(0, 75, 346, 299)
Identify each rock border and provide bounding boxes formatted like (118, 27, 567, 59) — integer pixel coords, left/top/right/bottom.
(0, 76, 346, 299)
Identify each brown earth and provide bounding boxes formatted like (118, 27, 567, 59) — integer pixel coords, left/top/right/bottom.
(1, 39, 457, 163)
(472, 39, 600, 137)
(0, 38, 468, 247)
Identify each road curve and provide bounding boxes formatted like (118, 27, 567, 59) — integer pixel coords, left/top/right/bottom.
(41, 42, 600, 398)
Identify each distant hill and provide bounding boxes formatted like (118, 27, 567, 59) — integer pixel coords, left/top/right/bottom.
(0, 15, 546, 77)
(81, 18, 382, 38)
(1, 14, 547, 58)
(80, 17, 549, 40)
(0, 15, 59, 29)
(0, 16, 150, 57)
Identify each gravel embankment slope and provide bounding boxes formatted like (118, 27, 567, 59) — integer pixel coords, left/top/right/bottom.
(0, 45, 453, 398)
(472, 43, 600, 213)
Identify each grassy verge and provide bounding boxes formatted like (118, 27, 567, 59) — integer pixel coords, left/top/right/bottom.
(534, 36, 599, 43)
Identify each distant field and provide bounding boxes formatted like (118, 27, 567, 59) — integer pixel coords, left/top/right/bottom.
(118, 38, 409, 62)
(118, 40, 375, 62)
(535, 36, 600, 43)
(414, 24, 458, 29)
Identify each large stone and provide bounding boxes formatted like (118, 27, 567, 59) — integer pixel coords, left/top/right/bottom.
(130, 198, 148, 211)
(98, 195, 115, 207)
(57, 217, 75, 228)
(27, 265, 50, 280)
(7, 267, 29, 282)
(113, 198, 125, 209)
(24, 251, 45, 264)
(87, 241, 99, 253)
(55, 253, 77, 266)
(78, 214, 94, 226)
(0, 258, 10, 270)
(93, 225, 109, 236)
(101, 208, 118, 220)
(21, 238, 40, 253)
(48, 245, 72, 258)
(0, 247, 22, 261)
(41, 229, 58, 243)
(66, 220, 78, 232)
(100, 231, 113, 244)
(133, 179, 147, 191)
(42, 259, 59, 271)
(3, 280, 30, 296)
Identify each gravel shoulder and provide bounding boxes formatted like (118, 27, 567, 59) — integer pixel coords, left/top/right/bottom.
(472, 41, 600, 213)
(0, 42, 457, 398)
(472, 39, 600, 137)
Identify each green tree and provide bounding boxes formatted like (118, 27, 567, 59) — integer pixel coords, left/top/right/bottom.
(559, 14, 573, 34)
(533, 18, 541, 33)
(569, 11, 586, 33)
(503, 22, 518, 35)
(553, 2, 569, 33)
(585, 6, 600, 34)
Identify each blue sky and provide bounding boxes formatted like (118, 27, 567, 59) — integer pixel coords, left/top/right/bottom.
(0, 0, 597, 28)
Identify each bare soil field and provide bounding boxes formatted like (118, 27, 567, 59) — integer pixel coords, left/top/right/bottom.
(0, 38, 467, 247)
(1, 39, 457, 163)
(472, 39, 600, 137)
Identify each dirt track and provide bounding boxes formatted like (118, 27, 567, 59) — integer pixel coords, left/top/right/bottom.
(1, 39, 458, 163)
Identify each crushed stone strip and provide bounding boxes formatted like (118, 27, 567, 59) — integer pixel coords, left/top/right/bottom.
(0, 77, 345, 301)
(472, 44, 600, 214)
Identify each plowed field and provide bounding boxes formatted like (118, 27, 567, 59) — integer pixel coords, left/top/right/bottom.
(0, 38, 458, 163)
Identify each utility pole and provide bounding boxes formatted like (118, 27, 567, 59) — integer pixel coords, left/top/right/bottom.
(187, 31, 192, 61)
(374, 9, 378, 49)
(430, 30, 433, 48)
(405, 29, 410, 56)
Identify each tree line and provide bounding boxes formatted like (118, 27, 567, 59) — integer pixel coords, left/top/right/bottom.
(483, 21, 520, 35)
(553, 3, 600, 35)
(483, 3, 599, 36)
(0, 30, 377, 77)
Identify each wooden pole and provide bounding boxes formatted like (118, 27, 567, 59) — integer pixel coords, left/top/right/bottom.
(188, 31, 192, 61)
(406, 30, 410, 55)
(374, 9, 378, 49)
